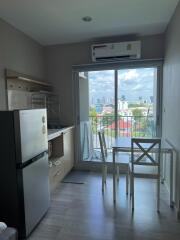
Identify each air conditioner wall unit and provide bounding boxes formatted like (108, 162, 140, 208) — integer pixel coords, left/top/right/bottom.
(91, 41, 141, 62)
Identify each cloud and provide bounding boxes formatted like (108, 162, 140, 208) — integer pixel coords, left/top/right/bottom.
(132, 84, 144, 91)
(118, 69, 139, 81)
(88, 68, 155, 102)
(91, 89, 96, 93)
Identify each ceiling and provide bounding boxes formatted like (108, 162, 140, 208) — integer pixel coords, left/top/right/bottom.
(0, 0, 179, 45)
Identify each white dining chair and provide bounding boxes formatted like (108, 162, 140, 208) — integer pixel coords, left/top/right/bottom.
(98, 130, 129, 193)
(130, 137, 161, 212)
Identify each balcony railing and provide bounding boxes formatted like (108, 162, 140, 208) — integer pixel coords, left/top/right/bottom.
(89, 115, 156, 149)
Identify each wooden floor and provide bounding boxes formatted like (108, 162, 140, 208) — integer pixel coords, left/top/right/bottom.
(28, 171, 180, 240)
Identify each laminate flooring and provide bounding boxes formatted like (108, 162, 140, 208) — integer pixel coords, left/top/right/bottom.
(28, 172, 180, 240)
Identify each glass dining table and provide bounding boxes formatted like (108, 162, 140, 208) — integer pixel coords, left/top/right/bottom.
(111, 137, 174, 206)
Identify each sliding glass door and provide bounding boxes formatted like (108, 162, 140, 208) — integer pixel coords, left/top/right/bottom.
(117, 67, 157, 138)
(76, 64, 161, 162)
(79, 70, 115, 161)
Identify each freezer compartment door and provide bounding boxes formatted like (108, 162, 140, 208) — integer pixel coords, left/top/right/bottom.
(22, 153, 50, 236)
(18, 109, 48, 163)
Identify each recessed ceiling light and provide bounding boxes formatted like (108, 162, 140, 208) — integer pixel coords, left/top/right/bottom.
(82, 16, 92, 22)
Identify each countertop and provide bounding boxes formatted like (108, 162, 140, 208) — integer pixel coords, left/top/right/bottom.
(48, 126, 74, 141)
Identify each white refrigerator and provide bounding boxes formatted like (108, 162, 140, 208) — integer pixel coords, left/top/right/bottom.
(0, 109, 50, 238)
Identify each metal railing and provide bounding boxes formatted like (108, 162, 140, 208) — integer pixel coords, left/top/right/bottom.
(89, 115, 156, 149)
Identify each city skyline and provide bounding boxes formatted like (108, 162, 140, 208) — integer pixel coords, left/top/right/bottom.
(88, 68, 156, 105)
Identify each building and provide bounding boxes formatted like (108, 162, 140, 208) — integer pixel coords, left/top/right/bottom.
(95, 103, 103, 113)
(102, 104, 114, 114)
(118, 100, 128, 110)
(108, 119, 132, 130)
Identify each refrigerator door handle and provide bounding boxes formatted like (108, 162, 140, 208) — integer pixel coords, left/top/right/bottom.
(17, 151, 48, 169)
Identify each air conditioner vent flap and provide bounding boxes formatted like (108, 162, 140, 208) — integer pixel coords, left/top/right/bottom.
(91, 41, 141, 62)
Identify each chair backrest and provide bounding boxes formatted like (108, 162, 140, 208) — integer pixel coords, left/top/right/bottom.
(98, 129, 107, 162)
(131, 138, 161, 169)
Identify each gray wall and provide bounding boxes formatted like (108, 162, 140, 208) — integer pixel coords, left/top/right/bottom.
(163, 1, 180, 213)
(44, 41, 90, 125)
(0, 18, 45, 110)
(44, 34, 165, 125)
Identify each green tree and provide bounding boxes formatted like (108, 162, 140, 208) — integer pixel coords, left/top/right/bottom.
(102, 113, 115, 126)
(132, 108, 143, 120)
(89, 107, 97, 117)
(129, 103, 146, 108)
(128, 103, 140, 108)
(89, 107, 98, 133)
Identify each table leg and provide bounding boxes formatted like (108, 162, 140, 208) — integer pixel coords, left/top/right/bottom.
(170, 150, 174, 208)
(113, 149, 116, 203)
(161, 152, 166, 184)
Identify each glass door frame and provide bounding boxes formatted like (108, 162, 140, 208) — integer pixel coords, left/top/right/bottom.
(73, 60, 163, 165)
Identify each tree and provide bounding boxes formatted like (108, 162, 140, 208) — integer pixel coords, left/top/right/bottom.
(102, 113, 115, 126)
(121, 95, 126, 101)
(132, 108, 143, 120)
(89, 107, 97, 117)
(89, 107, 98, 131)
(128, 103, 140, 108)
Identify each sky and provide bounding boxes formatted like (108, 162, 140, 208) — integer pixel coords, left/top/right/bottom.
(88, 68, 156, 104)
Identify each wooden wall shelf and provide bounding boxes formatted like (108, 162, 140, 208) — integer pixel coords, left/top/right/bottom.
(5, 69, 52, 88)
(5, 68, 53, 110)
(7, 76, 52, 87)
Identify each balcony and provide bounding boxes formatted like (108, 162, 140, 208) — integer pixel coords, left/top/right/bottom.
(80, 115, 156, 161)
(89, 115, 156, 149)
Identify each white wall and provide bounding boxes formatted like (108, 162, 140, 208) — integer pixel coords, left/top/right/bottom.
(163, 1, 180, 214)
(0, 18, 44, 110)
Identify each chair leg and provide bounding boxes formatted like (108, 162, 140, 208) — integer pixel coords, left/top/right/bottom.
(132, 175, 134, 210)
(102, 165, 106, 192)
(130, 172, 132, 198)
(126, 172, 129, 195)
(104, 165, 107, 184)
(157, 177, 160, 212)
(116, 165, 120, 182)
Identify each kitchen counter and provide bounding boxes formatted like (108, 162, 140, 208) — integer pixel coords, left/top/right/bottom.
(48, 126, 74, 141)
(48, 126, 75, 192)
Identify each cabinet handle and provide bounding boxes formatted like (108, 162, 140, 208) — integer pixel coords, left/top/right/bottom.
(54, 160, 61, 166)
(42, 125, 46, 134)
(42, 116, 46, 123)
(55, 170, 61, 176)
